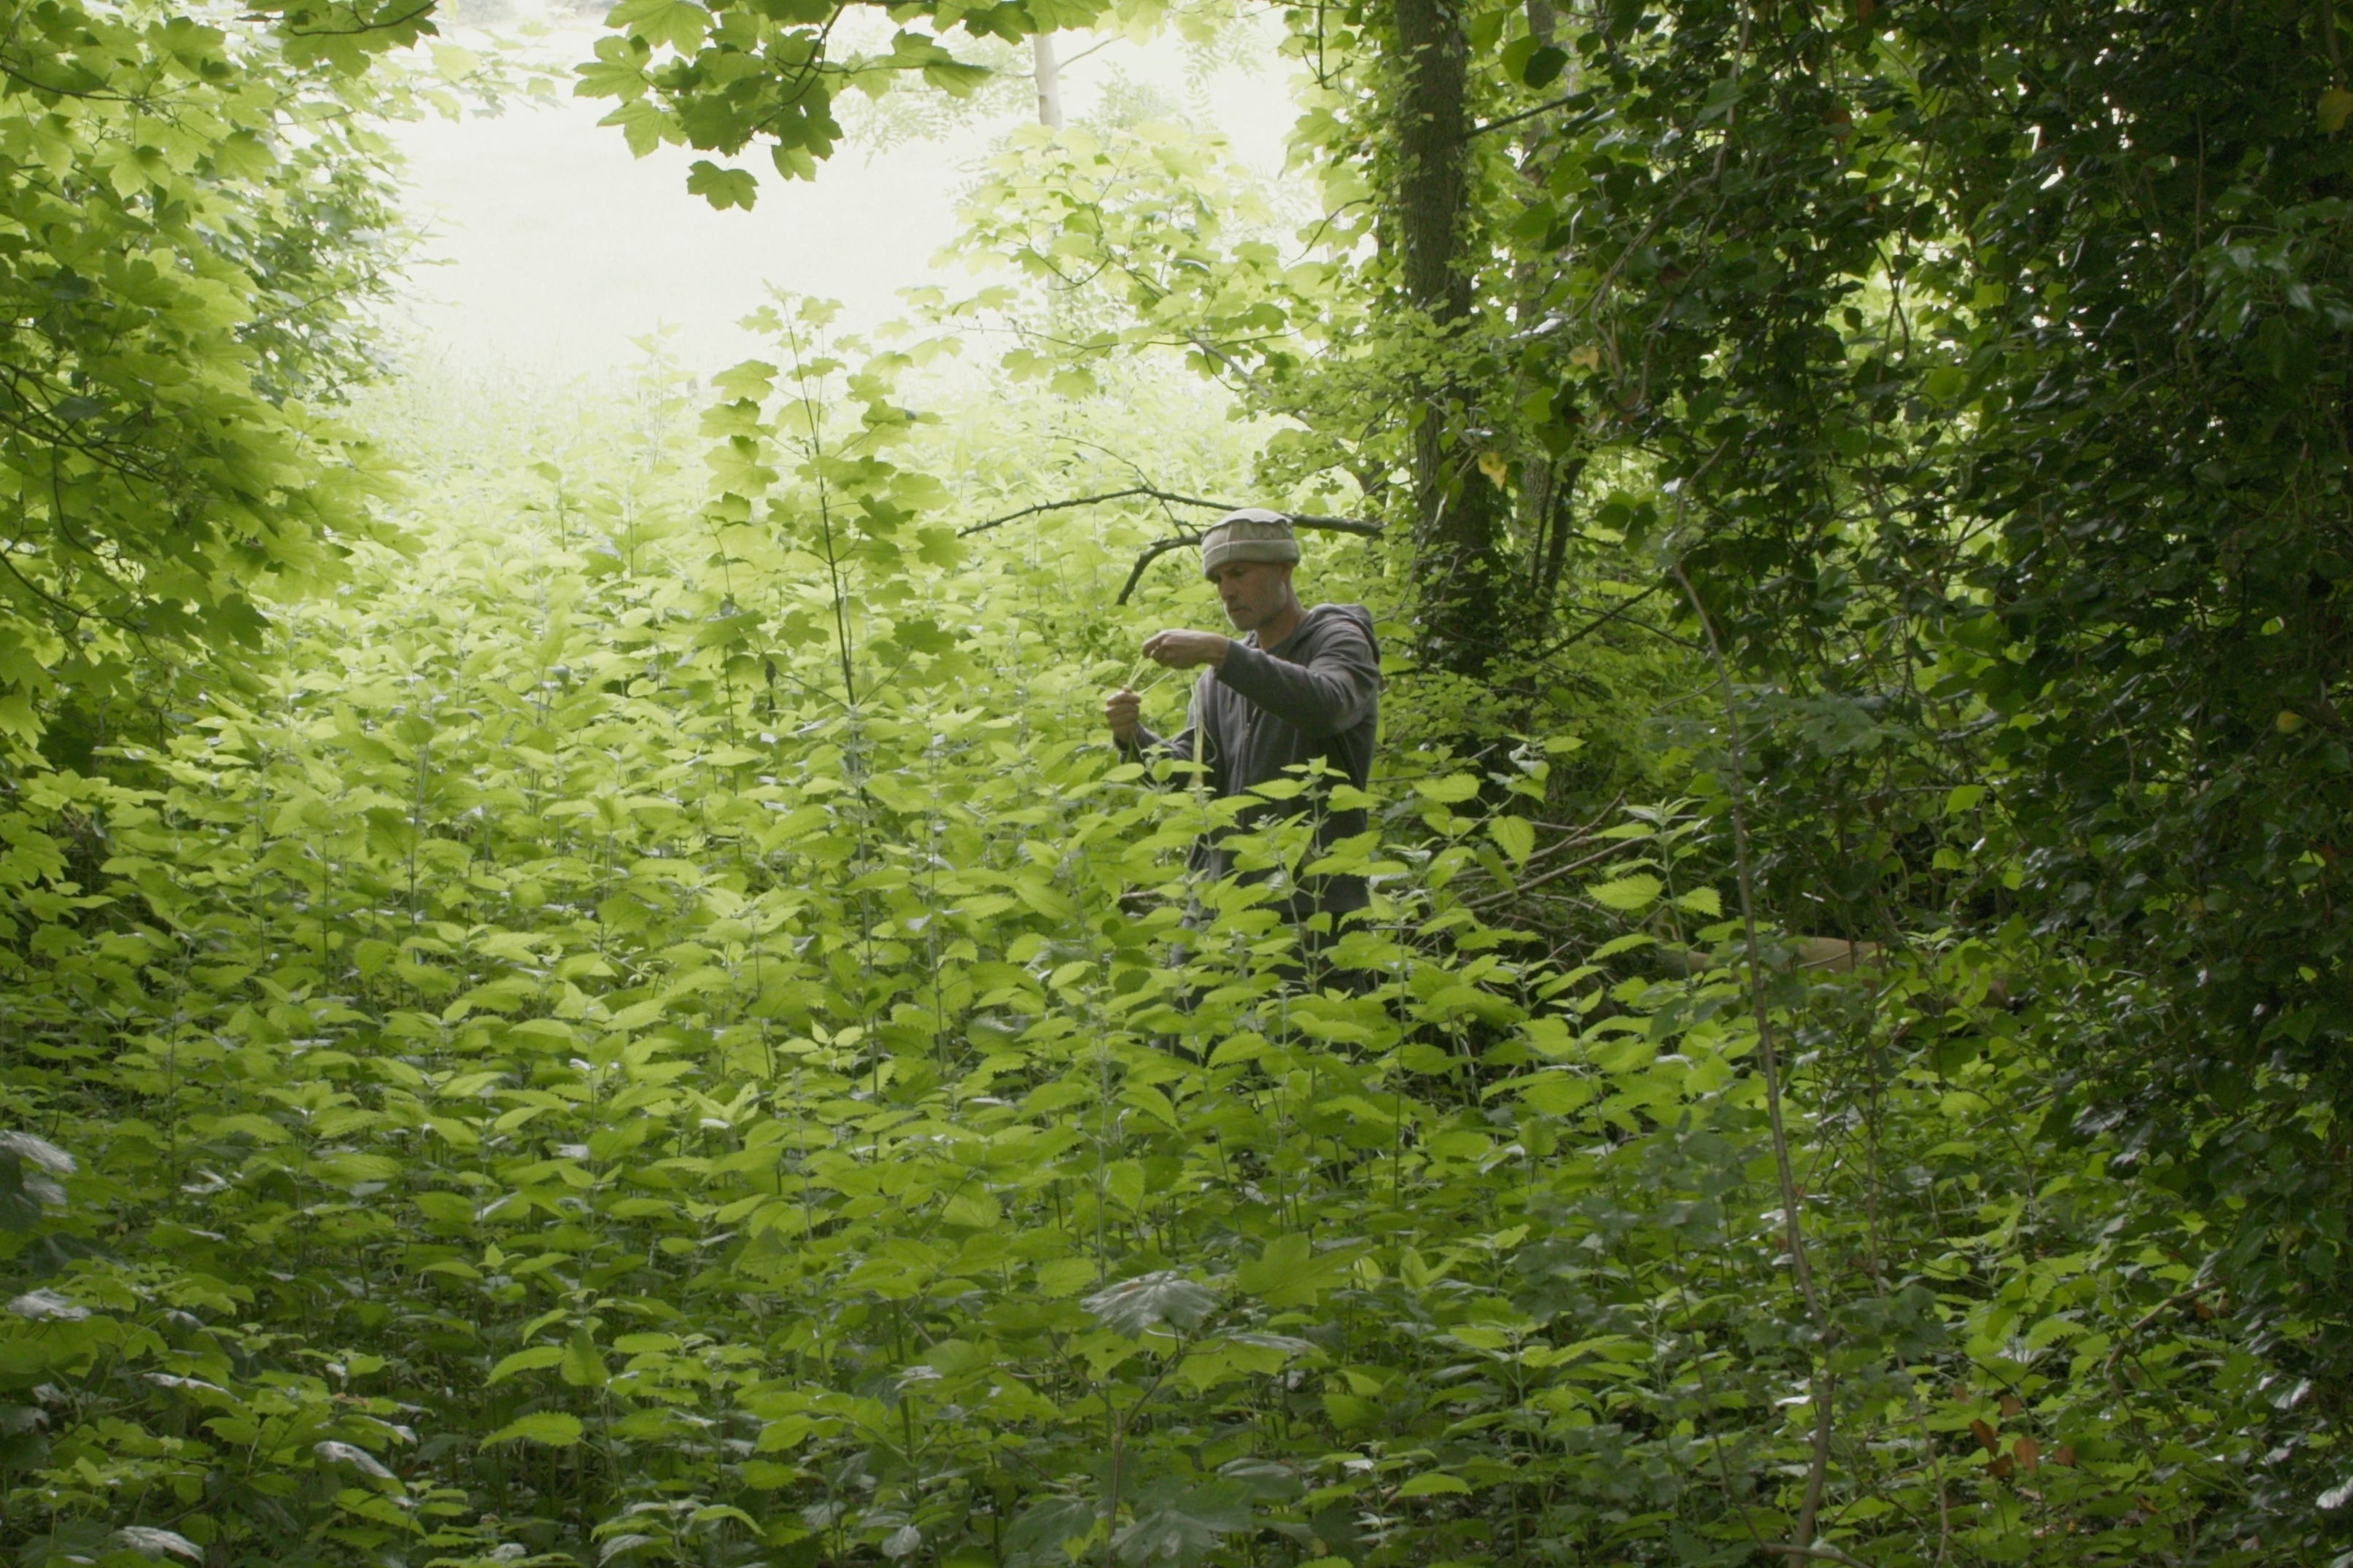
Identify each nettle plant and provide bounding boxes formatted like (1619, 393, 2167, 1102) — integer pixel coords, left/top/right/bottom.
(0, 332, 2302, 1568)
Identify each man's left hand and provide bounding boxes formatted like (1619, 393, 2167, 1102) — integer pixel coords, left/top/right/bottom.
(1141, 630, 1231, 669)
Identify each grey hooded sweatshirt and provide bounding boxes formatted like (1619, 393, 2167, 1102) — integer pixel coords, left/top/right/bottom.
(1128, 602, 1381, 920)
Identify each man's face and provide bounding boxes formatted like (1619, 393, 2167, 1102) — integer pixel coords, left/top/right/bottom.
(1209, 560, 1292, 632)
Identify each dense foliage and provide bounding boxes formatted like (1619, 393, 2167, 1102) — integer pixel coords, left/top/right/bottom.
(0, 336, 2322, 1568)
(0, 0, 421, 769)
(0, 0, 2346, 1563)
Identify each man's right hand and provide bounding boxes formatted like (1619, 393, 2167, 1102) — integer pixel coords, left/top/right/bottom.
(1104, 687, 1141, 745)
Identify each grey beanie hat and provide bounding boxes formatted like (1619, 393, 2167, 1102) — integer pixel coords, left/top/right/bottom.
(1200, 508, 1300, 578)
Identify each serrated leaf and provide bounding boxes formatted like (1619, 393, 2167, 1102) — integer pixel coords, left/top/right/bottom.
(1109, 1478, 1252, 1564)
(1395, 1472, 1472, 1497)
(0, 1131, 74, 1175)
(685, 160, 758, 211)
(560, 1325, 610, 1388)
(1004, 1495, 1097, 1565)
(1673, 886, 1721, 916)
(1586, 873, 1662, 911)
(112, 1527, 203, 1561)
(1487, 814, 1535, 863)
(483, 1411, 584, 1447)
(487, 1346, 566, 1383)
(1235, 1235, 1356, 1308)
(314, 1439, 395, 1479)
(1084, 1271, 1219, 1338)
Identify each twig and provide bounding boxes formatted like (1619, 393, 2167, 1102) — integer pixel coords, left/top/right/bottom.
(961, 485, 1381, 540)
(1112, 515, 1387, 605)
(1468, 96, 1606, 140)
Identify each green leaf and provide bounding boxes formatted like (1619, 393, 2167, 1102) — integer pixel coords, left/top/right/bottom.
(110, 1528, 203, 1562)
(1486, 814, 1535, 863)
(560, 1326, 610, 1389)
(1109, 1478, 1252, 1564)
(488, 1346, 566, 1383)
(686, 160, 759, 211)
(1413, 774, 1481, 804)
(1084, 1272, 1219, 1338)
(483, 1412, 585, 1447)
(1586, 873, 1662, 911)
(1005, 1497, 1097, 1566)
(1395, 1472, 1472, 1497)
(1235, 1235, 1357, 1308)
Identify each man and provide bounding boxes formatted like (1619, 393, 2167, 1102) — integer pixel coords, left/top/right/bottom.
(1104, 509, 1381, 931)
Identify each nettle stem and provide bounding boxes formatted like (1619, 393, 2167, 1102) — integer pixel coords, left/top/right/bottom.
(1670, 562, 1837, 1560)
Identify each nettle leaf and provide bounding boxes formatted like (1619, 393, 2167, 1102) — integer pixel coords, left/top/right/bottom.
(1412, 773, 1481, 804)
(1395, 1472, 1472, 1498)
(1585, 873, 1662, 912)
(488, 1346, 566, 1383)
(560, 1325, 610, 1388)
(1084, 1272, 1219, 1338)
(483, 1412, 585, 1447)
(1486, 814, 1535, 863)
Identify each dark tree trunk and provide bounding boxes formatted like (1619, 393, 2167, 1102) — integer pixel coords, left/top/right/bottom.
(1393, 0, 1508, 672)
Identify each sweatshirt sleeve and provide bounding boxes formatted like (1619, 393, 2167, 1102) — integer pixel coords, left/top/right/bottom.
(1214, 616, 1380, 739)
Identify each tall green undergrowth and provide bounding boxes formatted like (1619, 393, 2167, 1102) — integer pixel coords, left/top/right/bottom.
(0, 334, 2320, 1568)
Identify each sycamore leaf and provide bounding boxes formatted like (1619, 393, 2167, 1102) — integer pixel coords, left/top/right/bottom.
(112, 1528, 203, 1561)
(1004, 1496, 1097, 1565)
(1084, 1272, 1219, 1338)
(0, 1132, 74, 1175)
(314, 1440, 395, 1480)
(686, 160, 758, 211)
(1235, 1235, 1357, 1308)
(1110, 1478, 1252, 1564)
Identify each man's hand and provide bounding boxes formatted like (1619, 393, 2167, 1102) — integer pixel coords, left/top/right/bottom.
(1104, 687, 1142, 745)
(1141, 629, 1231, 670)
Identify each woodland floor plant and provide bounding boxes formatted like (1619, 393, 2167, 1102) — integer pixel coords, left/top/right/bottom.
(0, 338, 2327, 1568)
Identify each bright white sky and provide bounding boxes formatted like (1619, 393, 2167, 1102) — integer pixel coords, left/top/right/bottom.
(385, 9, 1298, 376)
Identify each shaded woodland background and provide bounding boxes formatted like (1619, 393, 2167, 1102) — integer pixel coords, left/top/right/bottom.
(0, 0, 2346, 1564)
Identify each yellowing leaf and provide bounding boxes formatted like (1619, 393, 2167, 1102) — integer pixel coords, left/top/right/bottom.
(2322, 86, 2353, 133)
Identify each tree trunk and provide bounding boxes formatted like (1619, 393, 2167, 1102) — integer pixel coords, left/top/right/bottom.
(1032, 33, 1064, 129)
(1393, 0, 1505, 672)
